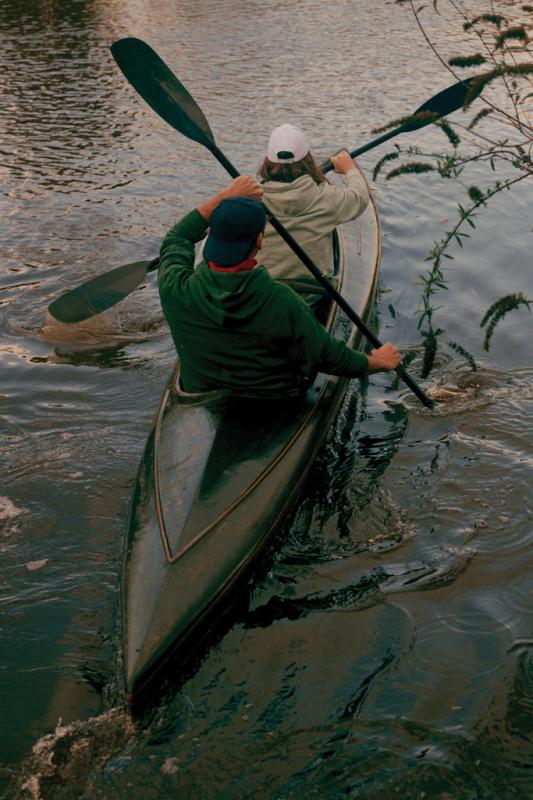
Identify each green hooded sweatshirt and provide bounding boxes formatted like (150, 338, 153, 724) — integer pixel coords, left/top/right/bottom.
(158, 209, 368, 397)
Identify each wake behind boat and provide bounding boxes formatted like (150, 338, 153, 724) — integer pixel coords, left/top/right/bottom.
(121, 166, 381, 704)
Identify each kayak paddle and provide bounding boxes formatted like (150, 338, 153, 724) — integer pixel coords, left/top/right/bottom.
(47, 65, 478, 330)
(47, 258, 158, 324)
(321, 75, 476, 172)
(109, 37, 434, 408)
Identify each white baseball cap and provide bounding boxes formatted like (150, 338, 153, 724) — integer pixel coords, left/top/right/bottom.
(267, 124, 310, 164)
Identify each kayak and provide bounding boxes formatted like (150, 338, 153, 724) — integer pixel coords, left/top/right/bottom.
(121, 167, 381, 704)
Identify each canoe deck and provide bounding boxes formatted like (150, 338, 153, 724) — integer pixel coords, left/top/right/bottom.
(122, 169, 381, 703)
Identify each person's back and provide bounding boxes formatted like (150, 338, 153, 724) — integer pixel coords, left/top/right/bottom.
(158, 176, 400, 398)
(259, 124, 369, 286)
(160, 245, 348, 397)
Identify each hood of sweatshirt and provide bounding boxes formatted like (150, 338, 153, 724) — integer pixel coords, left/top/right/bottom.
(190, 261, 276, 326)
(261, 174, 321, 217)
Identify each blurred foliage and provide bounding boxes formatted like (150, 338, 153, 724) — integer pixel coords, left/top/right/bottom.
(389, 0, 532, 373)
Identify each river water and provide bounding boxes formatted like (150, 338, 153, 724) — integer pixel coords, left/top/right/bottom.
(1, 1, 531, 797)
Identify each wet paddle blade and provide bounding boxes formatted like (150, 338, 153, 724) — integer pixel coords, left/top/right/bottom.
(403, 75, 476, 131)
(322, 75, 481, 171)
(48, 259, 152, 323)
(111, 37, 216, 150)
(110, 38, 435, 408)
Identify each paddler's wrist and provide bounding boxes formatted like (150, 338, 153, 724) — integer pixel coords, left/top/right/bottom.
(366, 342, 402, 373)
(197, 176, 264, 222)
(197, 190, 228, 222)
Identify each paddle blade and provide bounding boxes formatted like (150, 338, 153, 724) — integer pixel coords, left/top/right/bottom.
(48, 259, 152, 323)
(403, 75, 476, 131)
(111, 37, 216, 150)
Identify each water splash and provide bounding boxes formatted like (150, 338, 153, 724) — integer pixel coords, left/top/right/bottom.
(14, 708, 135, 800)
(0, 496, 25, 523)
(40, 307, 164, 353)
(409, 366, 533, 416)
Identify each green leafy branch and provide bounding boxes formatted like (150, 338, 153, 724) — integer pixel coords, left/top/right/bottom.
(415, 173, 529, 375)
(481, 293, 531, 351)
(387, 0, 532, 373)
(401, 0, 533, 132)
(464, 64, 533, 110)
(371, 110, 440, 135)
(448, 340, 477, 370)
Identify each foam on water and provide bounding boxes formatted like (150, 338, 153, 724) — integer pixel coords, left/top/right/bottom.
(410, 365, 533, 416)
(0, 496, 25, 523)
(1, 0, 531, 795)
(15, 708, 134, 800)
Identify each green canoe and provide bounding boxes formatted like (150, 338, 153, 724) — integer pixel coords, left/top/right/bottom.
(121, 168, 381, 704)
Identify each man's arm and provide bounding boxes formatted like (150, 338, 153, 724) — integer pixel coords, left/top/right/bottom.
(158, 209, 209, 299)
(366, 343, 401, 374)
(197, 176, 263, 221)
(326, 149, 370, 223)
(282, 289, 400, 380)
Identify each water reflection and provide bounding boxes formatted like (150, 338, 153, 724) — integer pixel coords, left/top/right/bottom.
(0, 0, 130, 192)
(1, 0, 532, 797)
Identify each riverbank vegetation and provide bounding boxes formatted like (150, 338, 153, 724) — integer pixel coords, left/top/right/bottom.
(380, 1, 532, 375)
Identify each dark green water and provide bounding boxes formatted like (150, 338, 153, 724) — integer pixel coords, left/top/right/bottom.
(1, 1, 531, 797)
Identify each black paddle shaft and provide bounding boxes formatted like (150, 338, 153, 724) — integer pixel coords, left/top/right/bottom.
(49, 40, 477, 342)
(210, 146, 432, 408)
(110, 37, 435, 409)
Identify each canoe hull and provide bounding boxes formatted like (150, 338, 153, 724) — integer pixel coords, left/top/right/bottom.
(123, 376, 352, 700)
(122, 169, 381, 703)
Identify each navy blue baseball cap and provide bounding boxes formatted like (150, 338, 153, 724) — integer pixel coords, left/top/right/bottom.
(204, 197, 266, 266)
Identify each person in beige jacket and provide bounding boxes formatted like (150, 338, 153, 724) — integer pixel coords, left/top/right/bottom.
(258, 124, 369, 311)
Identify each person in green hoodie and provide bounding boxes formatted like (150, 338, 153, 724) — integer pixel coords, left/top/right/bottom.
(158, 176, 400, 397)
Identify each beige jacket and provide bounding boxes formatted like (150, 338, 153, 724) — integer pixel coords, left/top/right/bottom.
(260, 169, 369, 283)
